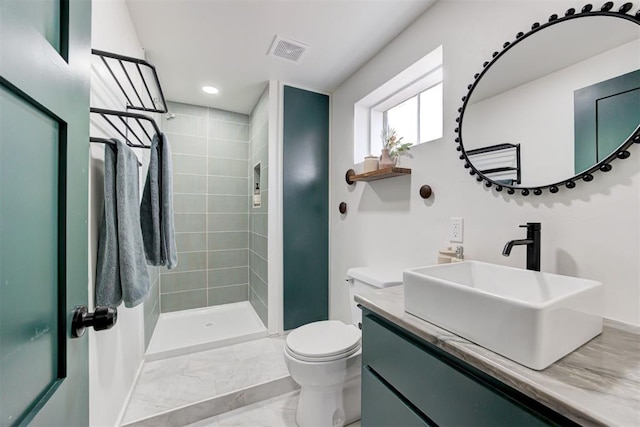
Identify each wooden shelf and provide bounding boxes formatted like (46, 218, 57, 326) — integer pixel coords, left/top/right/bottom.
(346, 167, 411, 184)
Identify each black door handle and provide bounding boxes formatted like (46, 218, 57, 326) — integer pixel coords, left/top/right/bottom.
(71, 305, 118, 338)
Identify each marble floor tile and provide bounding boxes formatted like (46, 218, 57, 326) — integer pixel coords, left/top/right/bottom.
(186, 391, 362, 427)
(123, 337, 289, 424)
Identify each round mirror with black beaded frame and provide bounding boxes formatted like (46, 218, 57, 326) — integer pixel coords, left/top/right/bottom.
(456, 2, 640, 196)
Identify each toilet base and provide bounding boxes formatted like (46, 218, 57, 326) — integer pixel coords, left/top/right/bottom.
(296, 375, 361, 427)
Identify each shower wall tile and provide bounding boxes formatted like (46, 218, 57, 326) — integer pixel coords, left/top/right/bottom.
(208, 139, 249, 160)
(208, 249, 248, 269)
(251, 213, 268, 236)
(208, 231, 248, 250)
(173, 174, 207, 194)
(174, 213, 206, 233)
(168, 134, 207, 156)
(161, 101, 251, 313)
(207, 213, 248, 232)
(208, 284, 248, 306)
(208, 267, 249, 288)
(250, 288, 268, 326)
(208, 121, 249, 142)
(251, 144, 268, 170)
(250, 269, 268, 303)
(208, 176, 248, 195)
(249, 251, 268, 283)
(250, 233, 268, 259)
(208, 157, 248, 177)
(168, 251, 207, 273)
(167, 101, 208, 118)
(250, 122, 268, 155)
(172, 154, 207, 175)
(208, 108, 249, 125)
(173, 194, 206, 213)
(262, 166, 269, 190)
(161, 289, 207, 313)
(161, 270, 207, 293)
(207, 195, 248, 213)
(163, 113, 206, 137)
(249, 87, 269, 327)
(175, 232, 207, 253)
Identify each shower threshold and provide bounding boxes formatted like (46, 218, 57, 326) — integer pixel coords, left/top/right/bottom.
(146, 301, 268, 361)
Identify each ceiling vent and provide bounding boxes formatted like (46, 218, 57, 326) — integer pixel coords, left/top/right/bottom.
(268, 35, 309, 63)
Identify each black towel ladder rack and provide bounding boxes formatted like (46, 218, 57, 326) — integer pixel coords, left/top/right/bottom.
(90, 49, 168, 149)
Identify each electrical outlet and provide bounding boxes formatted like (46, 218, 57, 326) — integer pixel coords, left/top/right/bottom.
(450, 218, 463, 243)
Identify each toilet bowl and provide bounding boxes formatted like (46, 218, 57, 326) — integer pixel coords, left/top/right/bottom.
(285, 320, 362, 426)
(284, 267, 402, 427)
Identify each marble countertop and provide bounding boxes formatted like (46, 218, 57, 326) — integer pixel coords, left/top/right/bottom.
(355, 286, 640, 427)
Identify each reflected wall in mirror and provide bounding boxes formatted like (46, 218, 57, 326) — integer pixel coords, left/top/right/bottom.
(457, 4, 640, 195)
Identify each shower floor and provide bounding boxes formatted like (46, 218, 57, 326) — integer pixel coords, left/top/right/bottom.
(146, 301, 268, 361)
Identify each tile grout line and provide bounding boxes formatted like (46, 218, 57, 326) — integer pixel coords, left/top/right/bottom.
(206, 106, 210, 306)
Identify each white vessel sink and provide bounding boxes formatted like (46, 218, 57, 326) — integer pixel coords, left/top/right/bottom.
(404, 261, 603, 370)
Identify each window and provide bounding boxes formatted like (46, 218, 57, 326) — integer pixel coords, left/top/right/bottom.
(354, 46, 443, 162)
(385, 82, 443, 146)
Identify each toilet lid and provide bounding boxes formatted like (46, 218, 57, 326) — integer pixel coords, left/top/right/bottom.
(286, 320, 361, 361)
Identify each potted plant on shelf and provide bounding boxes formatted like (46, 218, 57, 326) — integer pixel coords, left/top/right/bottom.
(380, 125, 412, 169)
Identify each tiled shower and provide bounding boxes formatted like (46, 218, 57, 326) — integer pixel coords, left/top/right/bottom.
(157, 100, 267, 320)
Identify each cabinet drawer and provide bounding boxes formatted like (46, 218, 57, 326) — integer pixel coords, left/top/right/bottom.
(362, 313, 552, 426)
(362, 366, 430, 427)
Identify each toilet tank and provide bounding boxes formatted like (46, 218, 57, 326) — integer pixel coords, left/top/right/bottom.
(346, 267, 402, 325)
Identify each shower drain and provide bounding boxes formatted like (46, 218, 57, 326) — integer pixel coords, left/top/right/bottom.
(204, 322, 214, 327)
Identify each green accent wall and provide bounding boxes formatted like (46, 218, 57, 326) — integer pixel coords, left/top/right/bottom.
(574, 69, 640, 174)
(283, 86, 329, 330)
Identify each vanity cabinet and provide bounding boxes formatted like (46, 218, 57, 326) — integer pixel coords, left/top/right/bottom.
(361, 309, 577, 426)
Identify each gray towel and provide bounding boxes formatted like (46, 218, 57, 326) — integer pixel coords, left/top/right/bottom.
(141, 133, 178, 269)
(96, 139, 151, 308)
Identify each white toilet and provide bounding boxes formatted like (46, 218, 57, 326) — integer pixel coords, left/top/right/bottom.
(284, 267, 402, 427)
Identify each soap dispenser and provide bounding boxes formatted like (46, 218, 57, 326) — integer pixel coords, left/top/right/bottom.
(253, 182, 261, 207)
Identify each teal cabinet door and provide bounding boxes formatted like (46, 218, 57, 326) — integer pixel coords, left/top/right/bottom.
(361, 311, 576, 426)
(361, 368, 431, 427)
(0, 1, 91, 426)
(574, 69, 640, 174)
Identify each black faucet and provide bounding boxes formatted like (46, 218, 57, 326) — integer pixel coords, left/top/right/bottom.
(502, 223, 541, 271)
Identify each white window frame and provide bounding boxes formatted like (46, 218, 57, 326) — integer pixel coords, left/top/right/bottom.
(354, 46, 443, 162)
(381, 80, 443, 149)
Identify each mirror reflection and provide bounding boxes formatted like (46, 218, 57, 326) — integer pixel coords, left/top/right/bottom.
(463, 15, 640, 188)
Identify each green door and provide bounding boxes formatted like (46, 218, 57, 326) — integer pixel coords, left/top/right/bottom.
(574, 69, 640, 174)
(0, 1, 91, 426)
(282, 86, 329, 330)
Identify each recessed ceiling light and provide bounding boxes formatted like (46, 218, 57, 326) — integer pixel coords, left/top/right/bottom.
(202, 86, 219, 95)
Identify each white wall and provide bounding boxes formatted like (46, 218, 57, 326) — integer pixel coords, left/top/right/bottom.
(88, 1, 149, 426)
(330, 1, 640, 326)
